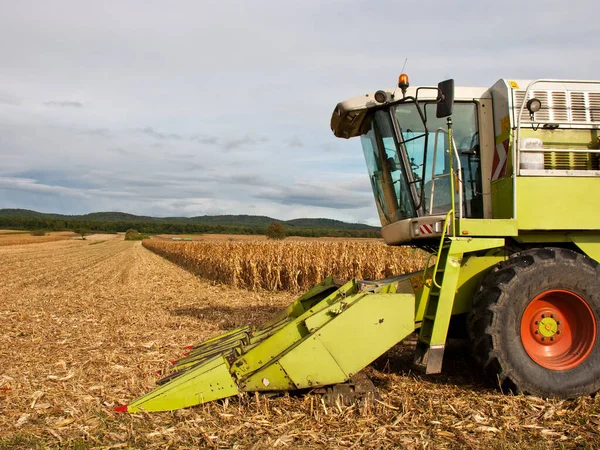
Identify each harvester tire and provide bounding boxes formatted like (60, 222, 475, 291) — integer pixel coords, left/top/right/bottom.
(468, 247, 600, 398)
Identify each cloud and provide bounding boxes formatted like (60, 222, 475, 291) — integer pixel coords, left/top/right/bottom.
(224, 174, 271, 187)
(0, 93, 21, 106)
(256, 182, 373, 210)
(136, 128, 268, 152)
(0, 176, 88, 198)
(0, 172, 214, 203)
(139, 127, 182, 141)
(190, 134, 219, 145)
(43, 101, 84, 108)
(82, 128, 113, 138)
(180, 162, 204, 172)
(221, 135, 269, 151)
(191, 133, 269, 151)
(111, 147, 130, 156)
(288, 136, 303, 148)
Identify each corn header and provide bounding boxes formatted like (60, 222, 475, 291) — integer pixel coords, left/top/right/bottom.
(119, 76, 600, 412)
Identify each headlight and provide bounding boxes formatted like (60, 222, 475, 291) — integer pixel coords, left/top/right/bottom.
(374, 90, 390, 104)
(526, 98, 542, 114)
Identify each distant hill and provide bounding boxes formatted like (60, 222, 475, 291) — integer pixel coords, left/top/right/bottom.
(0, 209, 54, 219)
(285, 218, 369, 230)
(0, 209, 379, 236)
(0, 209, 159, 222)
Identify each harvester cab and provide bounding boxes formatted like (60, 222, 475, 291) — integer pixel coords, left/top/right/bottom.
(332, 75, 484, 247)
(332, 75, 600, 249)
(119, 76, 600, 413)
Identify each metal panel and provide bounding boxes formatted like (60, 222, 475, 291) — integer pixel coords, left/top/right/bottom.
(278, 335, 348, 389)
(127, 356, 238, 412)
(490, 177, 514, 219)
(240, 361, 295, 392)
(317, 293, 415, 378)
(457, 218, 518, 237)
(452, 252, 507, 315)
(517, 177, 600, 230)
(233, 321, 307, 377)
(569, 233, 600, 264)
(233, 280, 358, 377)
(477, 98, 495, 218)
(303, 292, 365, 333)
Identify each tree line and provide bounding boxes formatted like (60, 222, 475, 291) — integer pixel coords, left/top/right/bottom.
(0, 216, 381, 239)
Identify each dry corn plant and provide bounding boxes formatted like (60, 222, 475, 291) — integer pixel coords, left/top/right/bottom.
(143, 239, 428, 292)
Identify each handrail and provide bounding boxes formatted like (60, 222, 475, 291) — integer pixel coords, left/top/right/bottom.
(447, 119, 457, 238)
(431, 210, 453, 289)
(518, 119, 600, 126)
(432, 128, 464, 219)
(520, 148, 600, 154)
(422, 252, 435, 284)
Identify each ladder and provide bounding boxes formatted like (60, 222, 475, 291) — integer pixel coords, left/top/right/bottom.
(413, 236, 506, 373)
(413, 239, 463, 374)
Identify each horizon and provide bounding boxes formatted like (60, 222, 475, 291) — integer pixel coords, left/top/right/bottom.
(0, 207, 377, 226)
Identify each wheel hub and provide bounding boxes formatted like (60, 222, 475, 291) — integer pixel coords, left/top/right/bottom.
(520, 289, 596, 370)
(539, 317, 557, 336)
(533, 314, 561, 341)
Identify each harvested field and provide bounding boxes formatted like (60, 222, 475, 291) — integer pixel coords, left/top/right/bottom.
(1, 238, 599, 449)
(0, 231, 73, 247)
(143, 240, 428, 292)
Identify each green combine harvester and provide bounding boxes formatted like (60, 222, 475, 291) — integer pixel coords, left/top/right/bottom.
(117, 76, 600, 412)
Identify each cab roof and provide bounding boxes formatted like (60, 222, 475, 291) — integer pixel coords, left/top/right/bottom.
(331, 83, 491, 139)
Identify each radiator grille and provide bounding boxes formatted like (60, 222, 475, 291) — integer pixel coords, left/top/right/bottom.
(514, 89, 600, 125)
(590, 92, 600, 122)
(544, 151, 600, 171)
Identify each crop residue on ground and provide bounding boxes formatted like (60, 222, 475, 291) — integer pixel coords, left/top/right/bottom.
(0, 237, 598, 449)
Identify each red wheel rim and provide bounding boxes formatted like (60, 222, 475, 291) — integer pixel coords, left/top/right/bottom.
(520, 289, 597, 370)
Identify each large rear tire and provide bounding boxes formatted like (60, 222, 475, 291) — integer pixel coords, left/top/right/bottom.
(468, 247, 600, 398)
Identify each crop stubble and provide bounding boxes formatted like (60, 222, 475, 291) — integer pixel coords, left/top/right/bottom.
(0, 237, 598, 449)
(0, 234, 68, 247)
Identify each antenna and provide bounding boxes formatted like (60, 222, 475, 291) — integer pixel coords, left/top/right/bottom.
(401, 58, 408, 74)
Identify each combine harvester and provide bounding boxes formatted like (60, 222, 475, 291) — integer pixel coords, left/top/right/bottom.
(119, 76, 600, 412)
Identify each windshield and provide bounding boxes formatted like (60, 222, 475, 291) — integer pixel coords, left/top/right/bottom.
(360, 102, 483, 228)
(360, 110, 415, 226)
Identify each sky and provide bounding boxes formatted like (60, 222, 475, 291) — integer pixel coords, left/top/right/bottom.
(0, 0, 598, 226)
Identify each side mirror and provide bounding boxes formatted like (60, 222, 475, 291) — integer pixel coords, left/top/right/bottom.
(436, 79, 454, 118)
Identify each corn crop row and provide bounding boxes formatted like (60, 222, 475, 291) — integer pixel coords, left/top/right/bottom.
(143, 239, 427, 292)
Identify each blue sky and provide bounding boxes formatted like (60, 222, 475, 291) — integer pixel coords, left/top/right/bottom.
(0, 0, 598, 225)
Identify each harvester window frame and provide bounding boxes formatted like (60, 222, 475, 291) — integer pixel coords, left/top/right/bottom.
(390, 97, 430, 212)
(361, 110, 417, 224)
(391, 100, 483, 219)
(373, 121, 400, 222)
